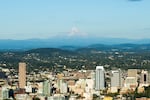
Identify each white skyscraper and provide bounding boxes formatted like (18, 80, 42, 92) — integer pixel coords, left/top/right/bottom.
(111, 70, 122, 88)
(95, 66, 105, 90)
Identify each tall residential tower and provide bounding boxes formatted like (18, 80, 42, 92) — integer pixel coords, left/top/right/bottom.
(18, 62, 26, 89)
(111, 70, 122, 88)
(95, 66, 105, 90)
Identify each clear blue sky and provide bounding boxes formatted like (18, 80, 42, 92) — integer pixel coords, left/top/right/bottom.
(0, 0, 150, 39)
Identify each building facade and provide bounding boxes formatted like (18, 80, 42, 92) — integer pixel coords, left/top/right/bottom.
(18, 62, 26, 89)
(111, 70, 121, 88)
(140, 70, 149, 85)
(95, 66, 105, 90)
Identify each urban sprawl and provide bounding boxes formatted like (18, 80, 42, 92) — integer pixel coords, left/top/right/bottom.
(0, 62, 150, 100)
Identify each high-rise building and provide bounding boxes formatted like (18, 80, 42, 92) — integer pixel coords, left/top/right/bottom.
(18, 62, 26, 89)
(149, 71, 150, 84)
(127, 69, 138, 82)
(95, 66, 105, 90)
(0, 86, 9, 99)
(60, 82, 68, 94)
(58, 79, 68, 94)
(111, 70, 122, 88)
(128, 69, 137, 77)
(43, 80, 51, 96)
(124, 77, 137, 89)
(140, 70, 149, 85)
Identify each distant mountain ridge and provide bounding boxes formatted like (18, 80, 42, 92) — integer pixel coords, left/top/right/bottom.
(0, 38, 149, 50)
(25, 48, 77, 55)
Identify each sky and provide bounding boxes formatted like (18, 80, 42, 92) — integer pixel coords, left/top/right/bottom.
(0, 0, 150, 39)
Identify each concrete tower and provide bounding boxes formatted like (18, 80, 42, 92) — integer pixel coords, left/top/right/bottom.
(95, 66, 105, 90)
(141, 70, 149, 85)
(111, 70, 122, 88)
(18, 62, 26, 89)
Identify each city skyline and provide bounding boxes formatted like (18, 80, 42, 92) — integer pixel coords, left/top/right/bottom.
(0, 0, 150, 39)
